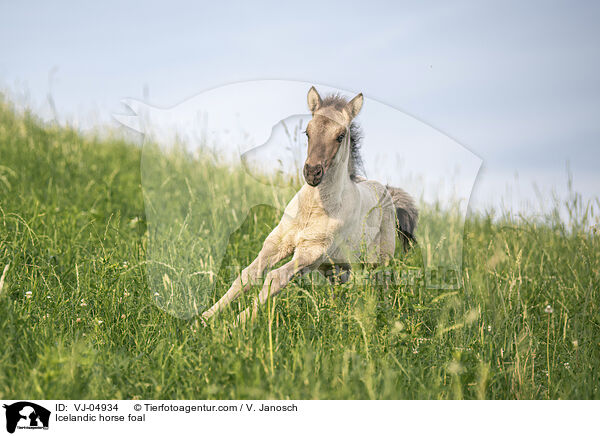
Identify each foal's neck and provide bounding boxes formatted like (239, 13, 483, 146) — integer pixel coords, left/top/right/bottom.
(304, 157, 353, 212)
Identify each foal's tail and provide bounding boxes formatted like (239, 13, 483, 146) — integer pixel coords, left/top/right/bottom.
(386, 185, 418, 250)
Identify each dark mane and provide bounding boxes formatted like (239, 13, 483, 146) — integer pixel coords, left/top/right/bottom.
(321, 94, 365, 181)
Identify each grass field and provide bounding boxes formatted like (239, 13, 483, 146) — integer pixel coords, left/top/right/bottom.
(0, 96, 599, 399)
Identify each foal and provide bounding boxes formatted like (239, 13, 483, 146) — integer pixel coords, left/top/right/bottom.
(202, 87, 418, 323)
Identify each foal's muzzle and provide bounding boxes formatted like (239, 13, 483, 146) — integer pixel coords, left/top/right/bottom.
(303, 163, 323, 186)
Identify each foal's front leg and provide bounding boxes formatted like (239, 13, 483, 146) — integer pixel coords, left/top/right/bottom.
(201, 235, 292, 322)
(237, 245, 324, 324)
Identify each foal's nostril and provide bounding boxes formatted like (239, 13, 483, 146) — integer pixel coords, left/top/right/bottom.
(304, 163, 324, 186)
(304, 164, 321, 175)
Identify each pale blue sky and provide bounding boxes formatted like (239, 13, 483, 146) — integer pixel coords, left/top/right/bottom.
(1, 0, 598, 215)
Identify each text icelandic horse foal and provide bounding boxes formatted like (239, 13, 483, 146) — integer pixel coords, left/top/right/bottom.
(202, 87, 418, 323)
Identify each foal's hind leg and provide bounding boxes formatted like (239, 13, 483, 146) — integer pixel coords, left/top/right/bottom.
(320, 264, 351, 285)
(379, 207, 397, 261)
(202, 235, 292, 322)
(319, 264, 351, 300)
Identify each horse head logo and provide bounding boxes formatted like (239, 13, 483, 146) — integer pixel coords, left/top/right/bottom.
(3, 402, 50, 434)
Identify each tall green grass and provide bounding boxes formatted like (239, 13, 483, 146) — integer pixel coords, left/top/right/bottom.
(0, 96, 598, 399)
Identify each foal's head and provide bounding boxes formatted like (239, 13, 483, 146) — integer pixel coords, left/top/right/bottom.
(303, 87, 364, 186)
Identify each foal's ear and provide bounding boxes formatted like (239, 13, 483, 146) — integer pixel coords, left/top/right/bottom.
(307, 86, 322, 114)
(343, 93, 364, 120)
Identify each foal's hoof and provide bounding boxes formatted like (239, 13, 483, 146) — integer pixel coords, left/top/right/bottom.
(199, 312, 210, 327)
(235, 306, 257, 326)
(235, 308, 251, 326)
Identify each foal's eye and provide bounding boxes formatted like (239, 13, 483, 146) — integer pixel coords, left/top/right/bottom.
(304, 130, 309, 139)
(337, 133, 345, 143)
